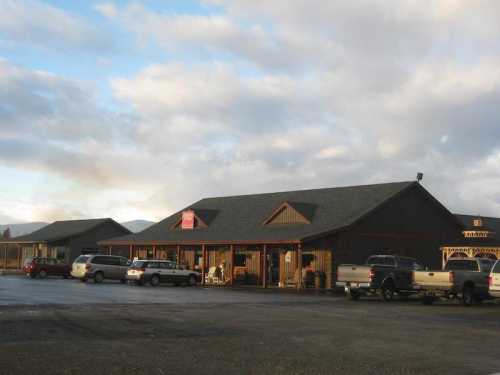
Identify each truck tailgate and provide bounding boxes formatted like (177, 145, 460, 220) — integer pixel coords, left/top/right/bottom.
(337, 265, 372, 283)
(413, 271, 452, 290)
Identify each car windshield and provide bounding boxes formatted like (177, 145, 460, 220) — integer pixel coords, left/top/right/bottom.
(479, 259, 493, 272)
(74, 256, 90, 264)
(445, 260, 479, 271)
(493, 261, 500, 274)
(366, 256, 394, 266)
(131, 261, 145, 268)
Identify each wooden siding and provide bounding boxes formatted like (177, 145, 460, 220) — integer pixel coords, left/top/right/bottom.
(301, 248, 333, 288)
(266, 204, 309, 225)
(110, 245, 129, 258)
(68, 220, 131, 263)
(155, 246, 178, 261)
(179, 247, 198, 270)
(234, 246, 261, 285)
(304, 184, 463, 287)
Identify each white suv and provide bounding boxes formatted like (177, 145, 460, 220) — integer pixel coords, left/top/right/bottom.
(126, 260, 200, 286)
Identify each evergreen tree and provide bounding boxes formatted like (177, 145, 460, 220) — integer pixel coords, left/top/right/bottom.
(2, 227, 11, 240)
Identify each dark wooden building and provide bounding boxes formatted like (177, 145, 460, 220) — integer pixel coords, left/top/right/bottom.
(101, 181, 463, 289)
(0, 218, 131, 269)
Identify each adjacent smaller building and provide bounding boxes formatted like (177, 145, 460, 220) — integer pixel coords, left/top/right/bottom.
(0, 218, 131, 269)
(441, 215, 500, 267)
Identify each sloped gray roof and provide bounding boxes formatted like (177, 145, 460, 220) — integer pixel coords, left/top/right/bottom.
(102, 181, 431, 245)
(1, 218, 130, 243)
(454, 214, 500, 234)
(448, 214, 500, 247)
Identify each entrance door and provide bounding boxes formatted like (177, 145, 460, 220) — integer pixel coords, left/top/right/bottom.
(266, 251, 281, 287)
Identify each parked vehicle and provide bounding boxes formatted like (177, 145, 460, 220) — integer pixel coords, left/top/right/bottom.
(23, 257, 71, 279)
(336, 255, 424, 301)
(126, 259, 201, 286)
(489, 260, 500, 298)
(413, 257, 495, 306)
(71, 254, 130, 283)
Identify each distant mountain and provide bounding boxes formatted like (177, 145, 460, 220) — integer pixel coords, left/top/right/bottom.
(120, 220, 155, 233)
(0, 222, 48, 237)
(0, 219, 155, 238)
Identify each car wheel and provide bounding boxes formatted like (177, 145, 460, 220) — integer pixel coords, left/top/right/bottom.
(381, 281, 395, 302)
(462, 286, 474, 306)
(136, 280, 143, 286)
(29, 273, 36, 279)
(188, 275, 197, 286)
(94, 272, 104, 284)
(38, 269, 47, 279)
(422, 295, 435, 305)
(150, 274, 160, 287)
(349, 289, 361, 300)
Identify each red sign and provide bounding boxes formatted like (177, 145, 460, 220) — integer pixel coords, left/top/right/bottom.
(181, 210, 195, 230)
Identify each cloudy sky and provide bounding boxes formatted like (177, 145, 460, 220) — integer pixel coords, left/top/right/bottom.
(1, 0, 500, 224)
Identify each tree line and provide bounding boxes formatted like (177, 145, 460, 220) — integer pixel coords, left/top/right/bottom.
(1, 228, 11, 240)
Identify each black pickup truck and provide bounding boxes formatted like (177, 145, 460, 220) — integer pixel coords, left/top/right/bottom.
(336, 255, 424, 301)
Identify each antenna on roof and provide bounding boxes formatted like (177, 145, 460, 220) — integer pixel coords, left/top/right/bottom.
(416, 172, 424, 183)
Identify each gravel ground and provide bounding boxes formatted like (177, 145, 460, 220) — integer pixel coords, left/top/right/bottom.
(1, 276, 500, 375)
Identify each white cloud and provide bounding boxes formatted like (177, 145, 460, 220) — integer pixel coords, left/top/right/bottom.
(316, 146, 348, 160)
(94, 2, 118, 18)
(3, 1, 500, 223)
(0, 0, 111, 51)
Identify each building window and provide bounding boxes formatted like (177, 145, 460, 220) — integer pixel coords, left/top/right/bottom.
(55, 247, 66, 260)
(234, 253, 246, 267)
(302, 253, 315, 268)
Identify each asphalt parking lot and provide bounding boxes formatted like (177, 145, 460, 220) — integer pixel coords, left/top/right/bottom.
(0, 275, 335, 305)
(1, 276, 500, 375)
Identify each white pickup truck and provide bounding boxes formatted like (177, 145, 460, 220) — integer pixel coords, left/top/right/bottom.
(488, 260, 500, 298)
(413, 257, 495, 306)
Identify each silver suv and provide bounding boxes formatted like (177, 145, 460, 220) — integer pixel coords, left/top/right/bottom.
(126, 260, 200, 286)
(71, 254, 130, 283)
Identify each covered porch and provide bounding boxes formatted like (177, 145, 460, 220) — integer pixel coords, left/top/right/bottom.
(109, 242, 333, 289)
(1, 242, 70, 270)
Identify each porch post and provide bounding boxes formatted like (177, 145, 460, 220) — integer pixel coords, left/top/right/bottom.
(262, 244, 267, 288)
(108, 246, 112, 255)
(201, 244, 206, 285)
(176, 245, 180, 264)
(152, 244, 156, 259)
(129, 244, 133, 260)
(17, 244, 21, 269)
(3, 244, 7, 269)
(230, 244, 234, 286)
(297, 243, 303, 290)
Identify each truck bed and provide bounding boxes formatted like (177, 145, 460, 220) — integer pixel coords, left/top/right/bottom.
(337, 264, 372, 284)
(413, 271, 452, 290)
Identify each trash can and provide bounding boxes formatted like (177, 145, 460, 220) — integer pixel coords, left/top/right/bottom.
(314, 271, 325, 289)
